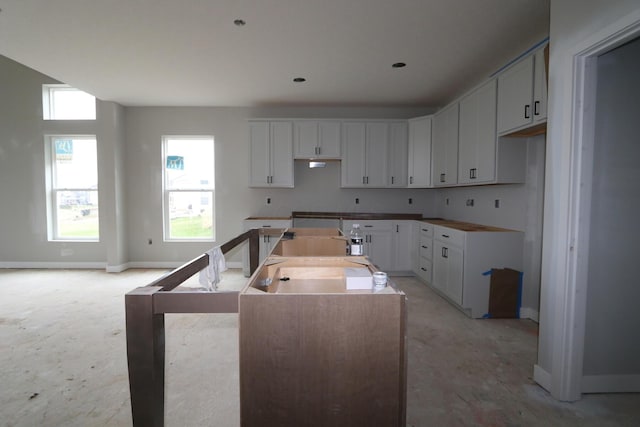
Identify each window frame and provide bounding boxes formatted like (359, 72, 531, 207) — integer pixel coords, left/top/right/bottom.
(45, 135, 100, 242)
(161, 135, 215, 242)
(42, 84, 96, 120)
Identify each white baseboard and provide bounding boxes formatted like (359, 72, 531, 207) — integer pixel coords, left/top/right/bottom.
(1, 260, 244, 272)
(106, 262, 130, 273)
(0, 261, 106, 269)
(582, 374, 640, 393)
(519, 307, 539, 322)
(534, 364, 552, 392)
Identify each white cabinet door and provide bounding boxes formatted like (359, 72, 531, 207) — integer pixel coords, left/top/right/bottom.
(532, 48, 547, 123)
(294, 121, 341, 159)
(367, 229, 393, 271)
(458, 79, 497, 184)
(365, 122, 388, 187)
(408, 116, 432, 187)
(249, 121, 293, 187)
(318, 121, 342, 158)
(387, 122, 408, 187)
(391, 221, 412, 271)
(270, 122, 294, 187)
(341, 122, 367, 187)
(433, 239, 464, 305)
(249, 122, 271, 187)
(497, 55, 534, 134)
(432, 103, 459, 187)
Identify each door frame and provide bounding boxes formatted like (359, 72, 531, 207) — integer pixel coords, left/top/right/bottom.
(548, 12, 640, 401)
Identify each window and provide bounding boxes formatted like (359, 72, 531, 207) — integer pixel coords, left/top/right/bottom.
(162, 136, 215, 241)
(46, 136, 99, 240)
(42, 84, 96, 120)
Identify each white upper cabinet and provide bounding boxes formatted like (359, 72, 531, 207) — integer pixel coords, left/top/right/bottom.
(387, 122, 408, 187)
(532, 48, 548, 123)
(458, 79, 497, 184)
(497, 45, 548, 135)
(294, 120, 341, 159)
(341, 121, 388, 188)
(407, 116, 432, 188)
(432, 103, 459, 187)
(249, 121, 294, 187)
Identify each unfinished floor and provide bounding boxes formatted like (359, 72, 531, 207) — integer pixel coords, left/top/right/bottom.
(1, 268, 639, 427)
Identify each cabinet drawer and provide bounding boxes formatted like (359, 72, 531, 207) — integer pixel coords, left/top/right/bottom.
(417, 222, 434, 237)
(419, 235, 433, 260)
(434, 225, 465, 247)
(343, 219, 393, 232)
(417, 258, 432, 283)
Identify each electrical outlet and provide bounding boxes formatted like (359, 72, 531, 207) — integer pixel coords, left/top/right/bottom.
(495, 199, 500, 208)
(408, 198, 413, 205)
(355, 198, 360, 204)
(466, 199, 474, 207)
(266, 197, 271, 205)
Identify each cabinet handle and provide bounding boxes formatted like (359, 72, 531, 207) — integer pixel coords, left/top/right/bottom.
(421, 267, 427, 272)
(442, 247, 448, 258)
(534, 101, 540, 116)
(364, 225, 373, 228)
(421, 245, 428, 249)
(391, 176, 395, 185)
(396, 224, 399, 233)
(421, 228, 429, 232)
(262, 225, 272, 228)
(470, 168, 477, 179)
(362, 176, 366, 184)
(440, 173, 445, 183)
(524, 104, 531, 119)
(410, 176, 413, 185)
(442, 234, 450, 238)
(366, 176, 369, 184)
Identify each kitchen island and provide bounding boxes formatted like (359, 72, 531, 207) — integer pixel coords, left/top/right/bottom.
(238, 229, 407, 427)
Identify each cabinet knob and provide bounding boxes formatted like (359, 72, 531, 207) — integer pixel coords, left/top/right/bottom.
(440, 173, 446, 183)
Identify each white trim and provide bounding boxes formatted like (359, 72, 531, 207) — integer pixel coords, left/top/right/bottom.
(106, 262, 131, 273)
(551, 11, 640, 401)
(0, 262, 106, 269)
(534, 364, 552, 391)
(582, 375, 640, 394)
(519, 307, 539, 322)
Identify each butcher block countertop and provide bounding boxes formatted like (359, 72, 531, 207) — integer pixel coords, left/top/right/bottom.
(246, 213, 518, 233)
(291, 211, 423, 220)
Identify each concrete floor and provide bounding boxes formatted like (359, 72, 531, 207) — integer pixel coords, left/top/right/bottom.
(1, 269, 639, 426)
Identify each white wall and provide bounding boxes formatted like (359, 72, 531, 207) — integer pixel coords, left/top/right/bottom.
(0, 55, 121, 267)
(124, 106, 436, 265)
(535, 0, 640, 400)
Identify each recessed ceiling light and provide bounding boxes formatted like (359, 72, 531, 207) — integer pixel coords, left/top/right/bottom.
(293, 77, 306, 83)
(234, 19, 246, 26)
(392, 62, 406, 68)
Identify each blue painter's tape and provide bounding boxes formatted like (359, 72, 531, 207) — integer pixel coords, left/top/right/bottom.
(516, 271, 524, 319)
(482, 269, 492, 276)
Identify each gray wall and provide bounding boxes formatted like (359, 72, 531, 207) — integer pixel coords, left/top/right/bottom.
(583, 37, 640, 376)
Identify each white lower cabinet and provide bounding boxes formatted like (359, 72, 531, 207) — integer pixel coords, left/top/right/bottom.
(242, 218, 292, 276)
(429, 223, 523, 318)
(342, 220, 412, 273)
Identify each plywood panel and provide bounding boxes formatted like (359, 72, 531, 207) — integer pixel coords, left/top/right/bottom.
(239, 293, 406, 426)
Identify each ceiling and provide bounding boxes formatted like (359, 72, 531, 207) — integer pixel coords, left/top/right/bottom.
(0, 0, 549, 108)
